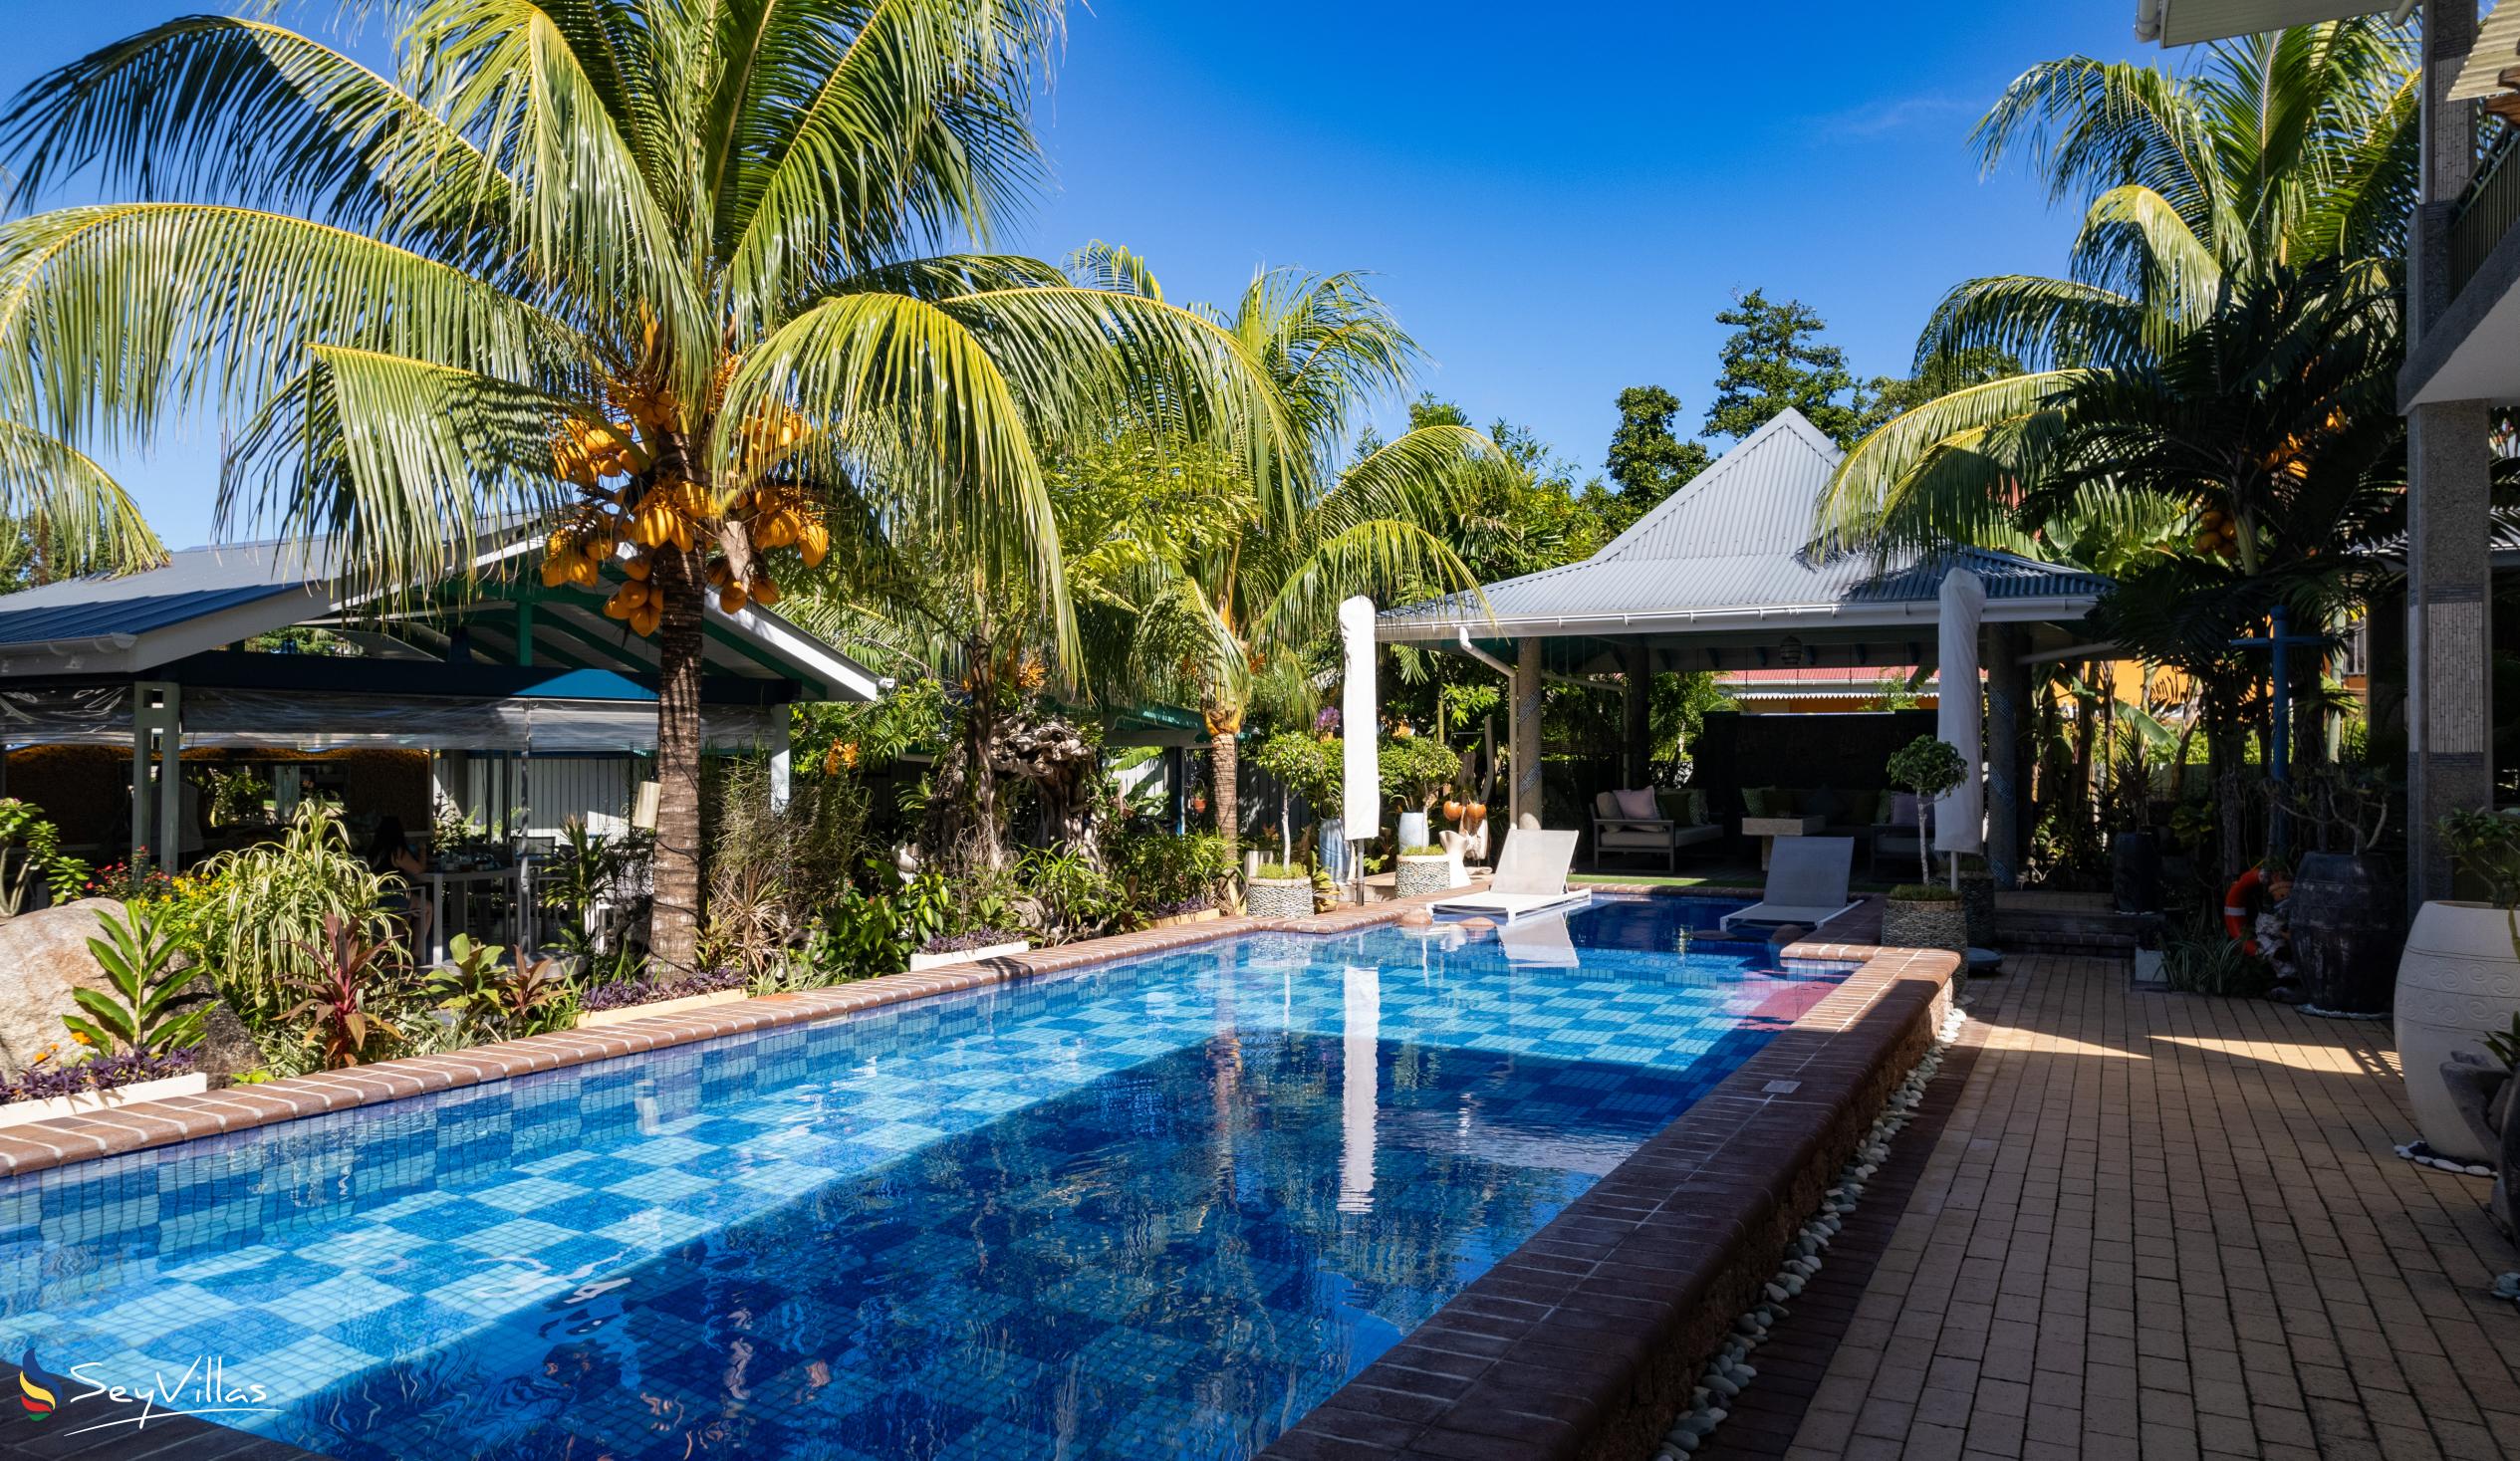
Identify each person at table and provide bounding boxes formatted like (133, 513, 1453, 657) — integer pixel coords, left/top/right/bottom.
(368, 815, 435, 958)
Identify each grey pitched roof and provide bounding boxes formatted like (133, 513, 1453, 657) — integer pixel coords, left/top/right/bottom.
(1379, 408, 2108, 641)
(0, 541, 327, 650)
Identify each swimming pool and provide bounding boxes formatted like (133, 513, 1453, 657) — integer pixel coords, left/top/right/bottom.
(2, 896, 1849, 1460)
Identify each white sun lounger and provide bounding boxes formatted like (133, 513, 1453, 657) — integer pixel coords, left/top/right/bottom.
(1718, 836, 1859, 932)
(1431, 829, 1591, 923)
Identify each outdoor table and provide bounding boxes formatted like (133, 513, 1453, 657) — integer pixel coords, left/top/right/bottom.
(1740, 814, 1826, 870)
(422, 865, 532, 964)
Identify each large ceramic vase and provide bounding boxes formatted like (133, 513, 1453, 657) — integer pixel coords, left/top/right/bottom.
(2290, 852, 2398, 1016)
(1395, 811, 1431, 850)
(1316, 819, 1349, 879)
(2395, 899, 2520, 1163)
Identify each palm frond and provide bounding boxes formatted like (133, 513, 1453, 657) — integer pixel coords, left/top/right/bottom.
(0, 417, 164, 575)
(1914, 274, 2156, 371)
(0, 203, 586, 452)
(221, 344, 576, 596)
(1817, 370, 2080, 553)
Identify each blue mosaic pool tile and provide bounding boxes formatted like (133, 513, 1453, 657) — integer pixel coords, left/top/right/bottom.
(1, 896, 1849, 1459)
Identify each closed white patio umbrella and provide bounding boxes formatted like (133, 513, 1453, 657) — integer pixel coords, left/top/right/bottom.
(1339, 597, 1380, 888)
(1934, 567, 1987, 885)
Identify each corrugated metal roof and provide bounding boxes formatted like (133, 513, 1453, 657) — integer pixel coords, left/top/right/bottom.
(0, 542, 326, 649)
(2453, 5, 2520, 101)
(1381, 408, 2108, 639)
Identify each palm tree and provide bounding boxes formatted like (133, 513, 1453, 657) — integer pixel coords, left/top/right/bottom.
(1073, 254, 1505, 842)
(1815, 19, 2414, 556)
(1811, 20, 2417, 881)
(0, 4, 1282, 967)
(0, 417, 161, 583)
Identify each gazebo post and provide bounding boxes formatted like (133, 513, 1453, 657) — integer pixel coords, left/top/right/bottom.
(1511, 637, 1543, 831)
(1622, 638, 1652, 788)
(1987, 624, 2030, 890)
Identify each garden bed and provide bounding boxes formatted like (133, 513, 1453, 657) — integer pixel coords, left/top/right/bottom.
(0, 1073, 210, 1130)
(577, 989, 751, 1028)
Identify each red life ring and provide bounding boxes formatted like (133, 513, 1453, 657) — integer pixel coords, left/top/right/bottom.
(2224, 867, 2265, 955)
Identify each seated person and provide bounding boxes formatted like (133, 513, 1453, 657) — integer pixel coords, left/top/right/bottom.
(368, 816, 435, 958)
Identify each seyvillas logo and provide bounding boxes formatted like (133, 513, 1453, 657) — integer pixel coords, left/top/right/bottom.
(17, 1353, 57, 1419)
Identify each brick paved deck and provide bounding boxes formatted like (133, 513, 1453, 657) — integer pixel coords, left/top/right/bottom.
(1732, 953, 2520, 1461)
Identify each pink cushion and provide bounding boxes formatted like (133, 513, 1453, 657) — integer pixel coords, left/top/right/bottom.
(1613, 787, 1659, 820)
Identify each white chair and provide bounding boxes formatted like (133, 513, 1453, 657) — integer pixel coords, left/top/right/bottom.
(1432, 829, 1590, 922)
(1718, 837, 1859, 932)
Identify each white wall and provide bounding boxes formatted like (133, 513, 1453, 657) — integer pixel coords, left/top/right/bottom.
(435, 752, 640, 841)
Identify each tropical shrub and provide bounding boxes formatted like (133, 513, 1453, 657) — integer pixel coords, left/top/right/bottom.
(1111, 831, 1232, 916)
(0, 798, 85, 913)
(427, 935, 576, 1042)
(186, 802, 392, 1022)
(1251, 731, 1344, 812)
(280, 914, 399, 1070)
(1015, 847, 1124, 942)
(63, 903, 206, 1057)
(1380, 737, 1465, 817)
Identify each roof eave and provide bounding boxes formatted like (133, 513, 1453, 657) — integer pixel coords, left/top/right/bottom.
(1376, 594, 2105, 643)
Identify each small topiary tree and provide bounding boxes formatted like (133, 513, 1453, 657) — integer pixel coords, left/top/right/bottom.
(1886, 736, 1967, 885)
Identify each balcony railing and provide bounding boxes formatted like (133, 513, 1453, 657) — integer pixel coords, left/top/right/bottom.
(2452, 116, 2520, 300)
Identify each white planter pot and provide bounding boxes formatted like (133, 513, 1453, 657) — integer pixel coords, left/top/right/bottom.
(1395, 812, 1430, 849)
(0, 1072, 209, 1129)
(907, 940, 1029, 972)
(1394, 854, 1453, 899)
(577, 988, 750, 1028)
(2395, 899, 2520, 1162)
(1245, 878, 1315, 919)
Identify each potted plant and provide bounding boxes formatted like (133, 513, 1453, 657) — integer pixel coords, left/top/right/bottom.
(1245, 862, 1315, 919)
(2396, 808, 2520, 1162)
(1380, 736, 1464, 854)
(1393, 844, 1454, 899)
(1882, 882, 1969, 954)
(1251, 729, 1345, 872)
(1885, 736, 1966, 886)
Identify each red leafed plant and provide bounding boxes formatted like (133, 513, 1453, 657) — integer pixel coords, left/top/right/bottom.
(282, 914, 400, 1069)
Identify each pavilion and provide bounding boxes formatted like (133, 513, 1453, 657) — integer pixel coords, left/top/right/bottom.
(1378, 409, 2111, 888)
(0, 533, 881, 870)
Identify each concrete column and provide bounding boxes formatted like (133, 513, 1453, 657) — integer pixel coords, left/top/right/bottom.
(1985, 624, 2030, 891)
(128, 681, 181, 872)
(2406, 399, 2495, 910)
(2414, 2, 2481, 334)
(1622, 638, 1652, 788)
(1510, 637, 1543, 831)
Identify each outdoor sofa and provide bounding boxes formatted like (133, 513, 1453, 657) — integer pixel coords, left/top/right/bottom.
(1589, 788, 1724, 870)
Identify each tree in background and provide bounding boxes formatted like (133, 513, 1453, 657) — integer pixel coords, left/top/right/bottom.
(0, 3, 1284, 968)
(1600, 385, 1710, 534)
(1814, 19, 2421, 881)
(1703, 290, 1870, 445)
(1065, 259, 1506, 845)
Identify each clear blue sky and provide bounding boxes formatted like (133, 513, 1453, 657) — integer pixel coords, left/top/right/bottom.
(5, 1, 2148, 548)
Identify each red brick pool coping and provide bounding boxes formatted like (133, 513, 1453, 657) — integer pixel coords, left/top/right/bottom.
(0, 883, 1955, 1461)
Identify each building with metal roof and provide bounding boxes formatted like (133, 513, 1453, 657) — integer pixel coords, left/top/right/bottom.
(0, 532, 882, 872)
(1378, 409, 2113, 887)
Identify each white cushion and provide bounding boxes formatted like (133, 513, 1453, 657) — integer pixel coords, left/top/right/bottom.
(1613, 787, 1660, 820)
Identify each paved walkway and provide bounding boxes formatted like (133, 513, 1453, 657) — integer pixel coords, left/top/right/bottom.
(1759, 953, 2520, 1461)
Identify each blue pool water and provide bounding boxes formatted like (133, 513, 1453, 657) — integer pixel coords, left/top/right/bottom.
(2, 896, 1845, 1460)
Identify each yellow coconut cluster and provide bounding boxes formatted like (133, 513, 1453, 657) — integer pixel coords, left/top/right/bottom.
(535, 398, 832, 636)
(2191, 508, 2241, 560)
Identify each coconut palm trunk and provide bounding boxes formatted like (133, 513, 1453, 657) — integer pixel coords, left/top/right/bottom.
(651, 545, 707, 966)
(1207, 711, 1241, 846)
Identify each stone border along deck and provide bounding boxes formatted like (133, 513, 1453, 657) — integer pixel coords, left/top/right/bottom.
(0, 882, 1958, 1461)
